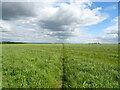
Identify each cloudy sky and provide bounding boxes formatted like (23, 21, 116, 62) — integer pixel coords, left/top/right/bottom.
(0, 0, 119, 43)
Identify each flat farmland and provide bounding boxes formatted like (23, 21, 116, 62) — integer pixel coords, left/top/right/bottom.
(2, 44, 119, 88)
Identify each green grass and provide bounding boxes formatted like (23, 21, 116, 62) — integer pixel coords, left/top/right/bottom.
(0, 44, 2, 89)
(64, 44, 118, 88)
(2, 44, 119, 88)
(2, 44, 63, 88)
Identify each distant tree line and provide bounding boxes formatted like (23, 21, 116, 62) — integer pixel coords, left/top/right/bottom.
(1, 41, 26, 44)
(0, 41, 66, 44)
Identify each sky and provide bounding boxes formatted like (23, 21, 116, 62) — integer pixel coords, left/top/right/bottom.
(0, 0, 119, 43)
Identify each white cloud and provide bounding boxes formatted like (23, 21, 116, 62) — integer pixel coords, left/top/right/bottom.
(104, 4, 117, 11)
(89, 17, 118, 43)
(1, 0, 109, 43)
(104, 25, 118, 34)
(0, 20, 11, 32)
(35, 1, 107, 41)
(111, 16, 118, 23)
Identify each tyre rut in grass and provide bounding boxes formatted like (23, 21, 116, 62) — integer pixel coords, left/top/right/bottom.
(61, 43, 67, 88)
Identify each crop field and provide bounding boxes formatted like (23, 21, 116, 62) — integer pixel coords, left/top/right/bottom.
(2, 44, 119, 88)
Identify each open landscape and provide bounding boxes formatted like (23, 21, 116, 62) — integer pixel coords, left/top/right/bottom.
(1, 0, 119, 88)
(2, 44, 119, 88)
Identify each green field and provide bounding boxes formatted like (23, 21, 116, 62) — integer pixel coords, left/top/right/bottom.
(2, 44, 119, 88)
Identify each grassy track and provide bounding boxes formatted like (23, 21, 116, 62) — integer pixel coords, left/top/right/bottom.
(2, 44, 119, 88)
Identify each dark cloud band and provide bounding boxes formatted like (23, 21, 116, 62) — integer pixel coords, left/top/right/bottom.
(2, 2, 36, 20)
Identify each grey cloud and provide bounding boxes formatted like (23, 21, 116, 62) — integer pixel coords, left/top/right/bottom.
(39, 18, 75, 40)
(0, 2, 2, 19)
(2, 2, 36, 20)
(41, 20, 65, 31)
(47, 32, 75, 39)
